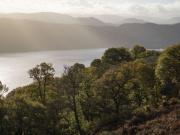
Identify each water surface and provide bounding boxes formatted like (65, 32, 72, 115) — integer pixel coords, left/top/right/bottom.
(0, 48, 106, 93)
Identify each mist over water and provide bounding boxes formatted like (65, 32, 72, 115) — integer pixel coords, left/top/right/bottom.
(0, 48, 106, 93)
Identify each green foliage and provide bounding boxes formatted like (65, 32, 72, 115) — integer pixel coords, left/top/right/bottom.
(149, 79, 162, 107)
(0, 100, 7, 135)
(4, 95, 46, 135)
(131, 45, 146, 59)
(91, 59, 101, 68)
(136, 50, 162, 67)
(28, 62, 55, 104)
(137, 50, 161, 59)
(156, 43, 180, 97)
(79, 67, 99, 122)
(2, 44, 179, 134)
(0, 81, 8, 97)
(92, 62, 135, 115)
(90, 59, 103, 78)
(132, 106, 146, 116)
(99, 131, 121, 135)
(101, 47, 132, 69)
(61, 63, 86, 135)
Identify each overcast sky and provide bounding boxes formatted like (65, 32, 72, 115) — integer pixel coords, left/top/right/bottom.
(0, 0, 180, 18)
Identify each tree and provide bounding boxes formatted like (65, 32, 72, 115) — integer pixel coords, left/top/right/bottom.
(6, 95, 46, 135)
(0, 81, 8, 135)
(90, 59, 101, 68)
(126, 78, 144, 107)
(92, 63, 133, 115)
(79, 67, 98, 122)
(131, 45, 146, 59)
(0, 81, 8, 97)
(28, 65, 42, 99)
(137, 50, 161, 59)
(101, 47, 131, 70)
(129, 61, 158, 107)
(40, 63, 55, 104)
(90, 59, 103, 78)
(61, 63, 85, 135)
(150, 78, 162, 107)
(136, 50, 162, 67)
(0, 102, 6, 135)
(28, 62, 55, 104)
(156, 43, 180, 97)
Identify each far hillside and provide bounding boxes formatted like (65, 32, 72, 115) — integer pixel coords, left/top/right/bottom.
(0, 18, 180, 52)
(118, 18, 148, 25)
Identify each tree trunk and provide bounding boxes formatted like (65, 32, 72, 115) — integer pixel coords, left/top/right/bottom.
(38, 81, 42, 100)
(43, 79, 47, 105)
(0, 122, 3, 135)
(52, 120, 56, 135)
(73, 95, 84, 135)
(114, 99, 119, 115)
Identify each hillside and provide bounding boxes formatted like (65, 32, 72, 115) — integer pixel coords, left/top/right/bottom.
(1, 44, 180, 135)
(0, 18, 111, 52)
(0, 18, 180, 52)
(98, 99, 180, 135)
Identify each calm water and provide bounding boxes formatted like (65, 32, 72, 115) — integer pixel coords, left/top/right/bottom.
(0, 48, 107, 94)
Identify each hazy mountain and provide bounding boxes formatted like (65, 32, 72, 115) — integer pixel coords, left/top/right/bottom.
(0, 18, 111, 52)
(0, 12, 110, 26)
(3, 12, 179, 26)
(93, 15, 125, 24)
(76, 17, 109, 26)
(119, 18, 148, 25)
(0, 18, 180, 53)
(70, 14, 180, 25)
(70, 14, 125, 24)
(0, 12, 76, 23)
(166, 17, 180, 24)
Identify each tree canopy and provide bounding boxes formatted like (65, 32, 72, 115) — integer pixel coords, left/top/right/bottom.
(101, 47, 132, 69)
(131, 45, 146, 59)
(156, 44, 180, 86)
(156, 43, 180, 97)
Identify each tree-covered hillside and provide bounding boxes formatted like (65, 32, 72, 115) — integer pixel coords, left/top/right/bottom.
(0, 44, 180, 135)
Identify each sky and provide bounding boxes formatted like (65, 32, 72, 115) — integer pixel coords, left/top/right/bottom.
(0, 0, 180, 18)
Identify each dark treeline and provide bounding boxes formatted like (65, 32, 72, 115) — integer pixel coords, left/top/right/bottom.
(0, 44, 180, 135)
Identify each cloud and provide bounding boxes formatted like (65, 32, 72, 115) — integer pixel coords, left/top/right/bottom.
(0, 0, 180, 18)
(78, 0, 92, 8)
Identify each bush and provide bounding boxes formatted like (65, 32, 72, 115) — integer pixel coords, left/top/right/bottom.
(168, 98, 179, 105)
(99, 131, 121, 135)
(132, 106, 146, 116)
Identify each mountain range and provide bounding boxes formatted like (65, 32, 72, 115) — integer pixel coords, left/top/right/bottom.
(1, 12, 180, 26)
(119, 18, 148, 25)
(0, 12, 112, 26)
(0, 18, 180, 53)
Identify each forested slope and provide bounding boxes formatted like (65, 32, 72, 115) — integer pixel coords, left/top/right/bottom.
(0, 44, 179, 135)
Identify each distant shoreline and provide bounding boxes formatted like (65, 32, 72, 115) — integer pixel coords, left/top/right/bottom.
(0, 48, 165, 54)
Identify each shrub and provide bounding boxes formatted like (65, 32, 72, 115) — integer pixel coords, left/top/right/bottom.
(99, 131, 121, 135)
